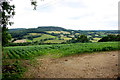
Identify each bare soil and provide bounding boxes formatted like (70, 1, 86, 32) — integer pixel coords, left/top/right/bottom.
(24, 51, 119, 78)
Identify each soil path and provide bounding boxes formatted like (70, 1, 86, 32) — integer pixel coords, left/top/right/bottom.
(24, 51, 119, 78)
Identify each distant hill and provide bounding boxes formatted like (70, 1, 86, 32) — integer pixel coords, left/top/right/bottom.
(37, 26, 66, 31)
(8, 26, 119, 44)
(9, 26, 67, 32)
(9, 28, 26, 31)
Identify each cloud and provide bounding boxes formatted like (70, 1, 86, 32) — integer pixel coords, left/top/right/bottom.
(9, 0, 119, 30)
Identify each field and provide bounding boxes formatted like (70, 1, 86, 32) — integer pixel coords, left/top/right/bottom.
(90, 38, 101, 42)
(33, 34, 56, 41)
(13, 39, 27, 43)
(44, 40, 65, 43)
(10, 27, 119, 44)
(3, 42, 120, 59)
(2, 41, 120, 79)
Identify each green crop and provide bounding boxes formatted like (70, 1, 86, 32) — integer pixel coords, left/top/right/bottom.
(3, 42, 120, 59)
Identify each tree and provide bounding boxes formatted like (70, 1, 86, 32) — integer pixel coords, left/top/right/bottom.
(0, 1, 15, 46)
(67, 35, 89, 43)
(67, 37, 77, 43)
(0, 0, 38, 46)
(2, 25, 12, 46)
(76, 35, 89, 43)
(98, 34, 120, 42)
(116, 35, 120, 41)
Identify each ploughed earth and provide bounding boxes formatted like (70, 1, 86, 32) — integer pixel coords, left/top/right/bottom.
(23, 51, 119, 78)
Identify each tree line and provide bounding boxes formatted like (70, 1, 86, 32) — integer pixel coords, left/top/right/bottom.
(98, 35, 120, 42)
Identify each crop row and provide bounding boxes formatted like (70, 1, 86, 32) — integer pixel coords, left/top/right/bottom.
(3, 42, 120, 59)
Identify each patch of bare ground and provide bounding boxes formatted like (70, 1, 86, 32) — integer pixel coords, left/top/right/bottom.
(13, 39, 27, 43)
(23, 51, 119, 78)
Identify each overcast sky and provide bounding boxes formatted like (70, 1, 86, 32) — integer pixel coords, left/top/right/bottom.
(9, 0, 119, 30)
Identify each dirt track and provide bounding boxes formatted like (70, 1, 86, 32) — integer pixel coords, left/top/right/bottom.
(24, 51, 119, 78)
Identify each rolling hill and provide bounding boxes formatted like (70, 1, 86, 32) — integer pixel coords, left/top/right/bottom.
(8, 26, 119, 44)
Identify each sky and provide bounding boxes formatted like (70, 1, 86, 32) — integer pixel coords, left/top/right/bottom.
(9, 0, 119, 30)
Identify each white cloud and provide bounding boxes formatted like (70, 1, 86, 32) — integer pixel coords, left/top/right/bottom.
(9, 0, 119, 30)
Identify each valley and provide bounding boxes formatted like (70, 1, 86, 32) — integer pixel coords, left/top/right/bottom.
(8, 26, 119, 45)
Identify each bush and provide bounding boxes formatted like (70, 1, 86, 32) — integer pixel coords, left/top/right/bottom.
(2, 60, 26, 80)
